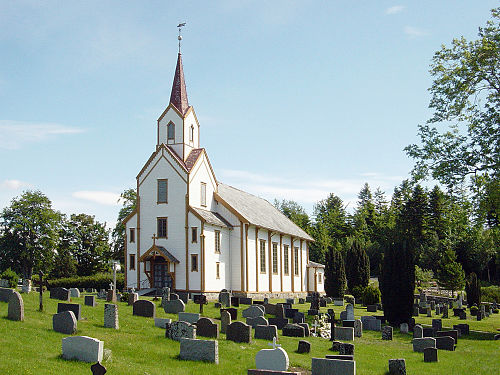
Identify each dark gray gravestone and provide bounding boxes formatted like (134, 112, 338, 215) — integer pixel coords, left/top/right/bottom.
(424, 347, 438, 362)
(268, 317, 289, 329)
(230, 296, 240, 307)
(436, 330, 458, 343)
(293, 312, 305, 324)
(246, 316, 268, 328)
(177, 292, 189, 304)
(423, 327, 434, 337)
(170, 293, 179, 300)
(326, 355, 355, 361)
(7, 291, 24, 321)
(165, 320, 196, 341)
(367, 304, 377, 312)
(297, 340, 310, 353)
(254, 325, 278, 341)
(0, 287, 15, 302)
(382, 326, 393, 340)
(226, 321, 251, 343)
(453, 324, 469, 335)
(240, 297, 253, 305)
(299, 322, 310, 337)
(85, 295, 96, 307)
(50, 287, 70, 301)
(57, 303, 82, 320)
(284, 308, 298, 319)
(91, 362, 107, 375)
(282, 323, 305, 337)
(221, 308, 237, 320)
(53, 310, 77, 334)
(343, 320, 355, 327)
(388, 359, 406, 375)
(195, 317, 219, 339)
(339, 342, 355, 355)
(133, 300, 156, 318)
(435, 336, 455, 351)
(432, 319, 442, 332)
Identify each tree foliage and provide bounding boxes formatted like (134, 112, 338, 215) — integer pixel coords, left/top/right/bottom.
(111, 188, 137, 263)
(436, 245, 465, 295)
(344, 240, 370, 292)
(324, 243, 346, 298)
(465, 272, 481, 307)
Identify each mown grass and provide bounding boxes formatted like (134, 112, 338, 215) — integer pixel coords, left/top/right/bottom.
(0, 292, 498, 374)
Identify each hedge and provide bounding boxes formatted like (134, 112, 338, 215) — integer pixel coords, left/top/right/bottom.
(481, 286, 500, 303)
(33, 273, 125, 291)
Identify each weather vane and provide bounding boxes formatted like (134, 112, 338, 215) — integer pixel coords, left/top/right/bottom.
(177, 22, 186, 53)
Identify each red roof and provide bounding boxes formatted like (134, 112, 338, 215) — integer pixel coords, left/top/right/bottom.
(169, 53, 189, 115)
(184, 148, 203, 171)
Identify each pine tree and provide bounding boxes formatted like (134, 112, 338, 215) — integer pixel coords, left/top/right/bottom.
(324, 243, 346, 298)
(380, 241, 415, 325)
(465, 272, 481, 307)
(436, 246, 465, 296)
(345, 240, 370, 293)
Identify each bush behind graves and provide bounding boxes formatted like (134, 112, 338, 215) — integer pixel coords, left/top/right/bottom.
(44, 273, 124, 291)
(362, 285, 381, 305)
(481, 286, 500, 303)
(470, 305, 478, 316)
(0, 268, 19, 288)
(465, 272, 481, 307)
(345, 240, 370, 292)
(324, 243, 346, 298)
(344, 294, 355, 305)
(351, 285, 365, 299)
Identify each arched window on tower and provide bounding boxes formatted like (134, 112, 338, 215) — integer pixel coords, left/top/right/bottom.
(167, 122, 175, 142)
(189, 125, 194, 142)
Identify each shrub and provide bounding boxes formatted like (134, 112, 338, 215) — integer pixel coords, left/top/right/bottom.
(351, 286, 365, 299)
(0, 268, 19, 288)
(45, 273, 124, 291)
(481, 286, 500, 303)
(120, 292, 129, 303)
(344, 294, 355, 305)
(470, 305, 478, 316)
(324, 243, 346, 298)
(363, 285, 381, 305)
(465, 272, 481, 307)
(345, 240, 370, 291)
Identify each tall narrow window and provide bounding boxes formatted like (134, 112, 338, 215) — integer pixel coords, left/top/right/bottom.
(190, 125, 194, 142)
(216, 262, 220, 279)
(272, 243, 278, 274)
(215, 230, 221, 253)
(318, 273, 322, 283)
(167, 122, 175, 141)
(129, 254, 135, 270)
(191, 227, 198, 243)
(157, 179, 168, 203)
(260, 240, 266, 273)
(200, 182, 207, 207)
(157, 217, 168, 238)
(191, 254, 198, 272)
(294, 247, 299, 275)
(129, 228, 135, 243)
(283, 245, 289, 275)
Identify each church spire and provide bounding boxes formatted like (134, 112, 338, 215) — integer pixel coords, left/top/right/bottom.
(169, 52, 189, 115)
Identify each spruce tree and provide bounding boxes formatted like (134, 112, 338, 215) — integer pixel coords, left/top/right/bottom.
(380, 241, 415, 325)
(465, 272, 481, 307)
(324, 243, 346, 298)
(345, 240, 370, 293)
(436, 246, 465, 296)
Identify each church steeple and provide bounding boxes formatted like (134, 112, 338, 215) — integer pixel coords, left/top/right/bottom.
(169, 53, 189, 115)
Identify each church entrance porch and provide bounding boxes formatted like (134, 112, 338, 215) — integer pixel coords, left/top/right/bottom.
(153, 262, 174, 289)
(138, 243, 179, 290)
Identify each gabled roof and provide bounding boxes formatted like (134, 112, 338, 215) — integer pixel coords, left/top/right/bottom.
(215, 183, 314, 241)
(190, 207, 233, 229)
(169, 53, 190, 115)
(138, 244, 180, 263)
(185, 148, 203, 172)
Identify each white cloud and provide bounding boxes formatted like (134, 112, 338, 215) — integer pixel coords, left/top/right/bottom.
(385, 5, 405, 15)
(0, 120, 84, 149)
(404, 26, 429, 38)
(72, 191, 121, 206)
(0, 179, 32, 190)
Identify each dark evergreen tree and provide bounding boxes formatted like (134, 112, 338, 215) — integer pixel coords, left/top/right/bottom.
(436, 246, 465, 296)
(465, 272, 481, 307)
(380, 241, 415, 325)
(324, 243, 346, 298)
(345, 240, 370, 293)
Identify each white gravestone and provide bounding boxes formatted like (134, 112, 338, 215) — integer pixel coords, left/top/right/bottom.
(62, 336, 103, 363)
(255, 337, 289, 372)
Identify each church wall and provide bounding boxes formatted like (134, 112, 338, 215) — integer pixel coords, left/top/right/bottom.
(281, 236, 292, 292)
(246, 226, 257, 292)
(203, 224, 231, 292)
(139, 153, 188, 290)
(189, 154, 217, 209)
(125, 213, 138, 289)
(187, 212, 202, 291)
(182, 111, 199, 160)
(158, 108, 183, 157)
(228, 225, 243, 291)
(257, 228, 270, 292)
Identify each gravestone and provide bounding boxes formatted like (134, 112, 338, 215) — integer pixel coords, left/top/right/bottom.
(170, 293, 179, 300)
(382, 326, 393, 340)
(412, 306, 419, 317)
(432, 319, 442, 333)
(128, 293, 138, 306)
(50, 287, 70, 301)
(388, 359, 406, 375)
(231, 296, 240, 307)
(367, 304, 377, 312)
(226, 321, 252, 343)
(424, 347, 438, 362)
(435, 336, 455, 351)
(268, 318, 289, 330)
(165, 320, 196, 341)
(219, 291, 231, 307)
(177, 291, 189, 304)
(0, 287, 14, 302)
(85, 295, 96, 307)
(240, 297, 253, 305)
(221, 307, 238, 320)
(442, 306, 449, 318)
(7, 291, 24, 321)
(282, 324, 305, 337)
(298, 298, 305, 304)
(339, 342, 355, 355)
(413, 325, 423, 338)
(90, 362, 107, 375)
(106, 289, 116, 303)
(284, 308, 298, 319)
(286, 298, 295, 305)
(361, 315, 381, 331)
(333, 299, 344, 306)
(430, 300, 435, 309)
(154, 317, 172, 329)
(161, 287, 170, 303)
(330, 340, 341, 351)
(62, 336, 103, 363)
(57, 303, 82, 320)
(179, 338, 218, 364)
(326, 355, 354, 361)
(354, 319, 362, 337)
(255, 345, 289, 372)
(298, 322, 310, 337)
(340, 311, 347, 321)
(133, 300, 156, 318)
(163, 299, 185, 314)
(412, 337, 436, 352)
(104, 304, 119, 329)
(293, 312, 305, 324)
(53, 310, 77, 334)
(247, 316, 269, 328)
(436, 330, 458, 343)
(311, 358, 355, 375)
(68, 288, 79, 298)
(178, 312, 200, 324)
(243, 305, 265, 319)
(343, 320, 355, 328)
(334, 327, 354, 341)
(196, 317, 219, 338)
(453, 323, 469, 335)
(399, 323, 408, 334)
(255, 325, 278, 341)
(346, 304, 354, 320)
(220, 310, 231, 334)
(423, 327, 434, 337)
(297, 340, 310, 353)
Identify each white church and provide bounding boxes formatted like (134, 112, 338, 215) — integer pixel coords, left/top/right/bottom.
(123, 50, 324, 298)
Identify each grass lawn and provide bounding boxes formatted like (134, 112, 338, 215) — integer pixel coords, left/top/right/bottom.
(0, 291, 499, 374)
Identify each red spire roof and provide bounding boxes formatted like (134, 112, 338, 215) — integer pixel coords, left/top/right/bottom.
(169, 53, 189, 115)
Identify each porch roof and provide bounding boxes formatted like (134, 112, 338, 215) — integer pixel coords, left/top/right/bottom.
(138, 245, 180, 263)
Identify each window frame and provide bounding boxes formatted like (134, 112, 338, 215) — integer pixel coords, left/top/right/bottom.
(191, 254, 198, 272)
(189, 125, 194, 142)
(167, 121, 175, 141)
(272, 242, 278, 274)
(293, 246, 299, 276)
(216, 262, 220, 279)
(157, 179, 168, 204)
(191, 227, 198, 243)
(157, 217, 168, 238)
(283, 244, 289, 275)
(129, 254, 135, 270)
(129, 228, 135, 243)
(259, 239, 266, 273)
(200, 182, 207, 207)
(214, 230, 221, 253)
(318, 272, 322, 284)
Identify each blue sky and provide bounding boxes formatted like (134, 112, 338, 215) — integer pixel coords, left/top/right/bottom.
(0, 1, 497, 229)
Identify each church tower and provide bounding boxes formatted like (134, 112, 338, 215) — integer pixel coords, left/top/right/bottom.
(157, 52, 200, 161)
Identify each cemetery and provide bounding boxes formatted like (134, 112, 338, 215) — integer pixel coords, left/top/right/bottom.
(0, 287, 499, 374)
